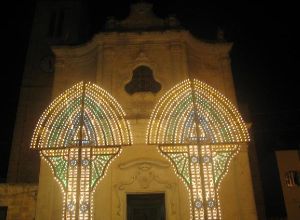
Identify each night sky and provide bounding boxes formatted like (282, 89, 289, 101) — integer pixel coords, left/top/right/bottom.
(1, 0, 299, 218)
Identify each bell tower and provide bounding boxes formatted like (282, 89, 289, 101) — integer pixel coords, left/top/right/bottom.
(7, 0, 89, 183)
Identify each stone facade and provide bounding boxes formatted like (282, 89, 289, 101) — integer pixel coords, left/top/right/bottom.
(0, 184, 37, 220)
(52, 31, 237, 116)
(6, 2, 258, 220)
(35, 3, 257, 219)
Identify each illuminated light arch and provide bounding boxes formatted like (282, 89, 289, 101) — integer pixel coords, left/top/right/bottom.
(147, 79, 249, 144)
(147, 79, 250, 220)
(31, 81, 132, 149)
(31, 82, 132, 220)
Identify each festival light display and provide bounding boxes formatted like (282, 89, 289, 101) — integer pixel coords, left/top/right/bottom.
(31, 82, 132, 220)
(147, 79, 250, 219)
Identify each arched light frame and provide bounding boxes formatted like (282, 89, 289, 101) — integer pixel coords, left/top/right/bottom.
(31, 82, 132, 149)
(147, 79, 250, 220)
(31, 82, 132, 220)
(147, 79, 249, 144)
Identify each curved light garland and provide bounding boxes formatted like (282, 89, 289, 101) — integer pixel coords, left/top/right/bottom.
(31, 81, 132, 149)
(147, 79, 249, 144)
(31, 82, 132, 220)
(147, 79, 250, 220)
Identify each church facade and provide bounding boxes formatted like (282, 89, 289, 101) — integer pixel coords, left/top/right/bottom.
(1, 2, 257, 220)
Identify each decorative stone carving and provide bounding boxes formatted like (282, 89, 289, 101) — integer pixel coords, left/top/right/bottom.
(114, 158, 178, 218)
(118, 158, 170, 169)
(135, 49, 150, 63)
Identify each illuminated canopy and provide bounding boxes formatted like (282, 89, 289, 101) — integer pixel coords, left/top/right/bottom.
(147, 79, 249, 145)
(31, 82, 132, 220)
(31, 81, 132, 149)
(147, 79, 250, 220)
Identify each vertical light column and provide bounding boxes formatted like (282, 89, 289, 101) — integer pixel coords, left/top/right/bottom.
(65, 148, 92, 220)
(66, 148, 79, 220)
(78, 148, 92, 220)
(188, 144, 226, 220)
(200, 145, 218, 219)
(158, 144, 241, 220)
(188, 145, 205, 220)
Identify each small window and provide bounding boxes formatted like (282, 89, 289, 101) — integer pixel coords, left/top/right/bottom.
(285, 170, 300, 187)
(125, 66, 161, 94)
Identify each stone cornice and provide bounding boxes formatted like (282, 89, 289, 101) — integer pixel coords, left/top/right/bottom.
(184, 31, 233, 57)
(52, 30, 232, 60)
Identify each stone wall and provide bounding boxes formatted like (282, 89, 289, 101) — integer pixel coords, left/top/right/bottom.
(0, 184, 37, 220)
(35, 27, 257, 220)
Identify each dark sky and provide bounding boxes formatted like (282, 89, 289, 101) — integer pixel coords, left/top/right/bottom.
(1, 0, 299, 218)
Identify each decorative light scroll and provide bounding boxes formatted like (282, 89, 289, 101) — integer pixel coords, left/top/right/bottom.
(147, 79, 250, 220)
(31, 82, 132, 220)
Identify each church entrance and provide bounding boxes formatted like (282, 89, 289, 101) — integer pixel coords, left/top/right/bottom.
(127, 193, 166, 220)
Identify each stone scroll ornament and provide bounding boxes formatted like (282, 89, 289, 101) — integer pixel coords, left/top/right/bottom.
(31, 82, 132, 220)
(147, 79, 250, 220)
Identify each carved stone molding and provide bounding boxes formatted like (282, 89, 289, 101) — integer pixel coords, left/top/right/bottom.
(129, 46, 157, 70)
(113, 158, 178, 218)
(134, 49, 150, 63)
(119, 158, 170, 169)
(123, 47, 160, 89)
